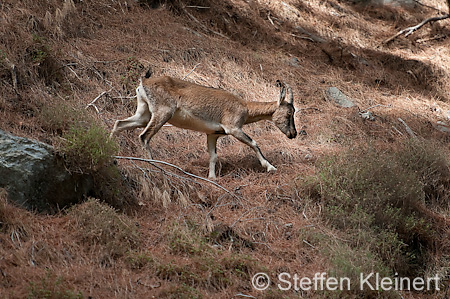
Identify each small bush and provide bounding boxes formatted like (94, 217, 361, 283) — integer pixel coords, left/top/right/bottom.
(158, 219, 261, 291)
(28, 270, 83, 299)
(397, 139, 450, 207)
(27, 34, 63, 85)
(125, 250, 155, 270)
(0, 189, 30, 240)
(167, 220, 208, 256)
(58, 122, 132, 207)
(298, 140, 450, 276)
(68, 198, 139, 262)
(158, 284, 203, 299)
(40, 100, 87, 135)
(61, 124, 117, 173)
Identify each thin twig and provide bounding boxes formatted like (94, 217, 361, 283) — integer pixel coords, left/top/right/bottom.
(231, 206, 261, 228)
(4, 58, 18, 90)
(183, 63, 201, 79)
(113, 156, 238, 198)
(85, 88, 112, 113)
(392, 126, 404, 136)
(267, 13, 277, 29)
(66, 65, 82, 81)
(110, 95, 137, 100)
(303, 239, 316, 249)
(235, 293, 256, 298)
(416, 34, 446, 43)
(290, 33, 315, 42)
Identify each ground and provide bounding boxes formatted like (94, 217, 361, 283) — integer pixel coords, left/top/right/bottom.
(0, 0, 450, 298)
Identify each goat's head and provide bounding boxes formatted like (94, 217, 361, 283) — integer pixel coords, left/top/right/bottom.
(273, 81, 297, 139)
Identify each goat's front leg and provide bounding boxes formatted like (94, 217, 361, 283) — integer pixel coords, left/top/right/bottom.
(226, 128, 276, 173)
(207, 134, 221, 179)
(139, 109, 174, 153)
(110, 93, 150, 138)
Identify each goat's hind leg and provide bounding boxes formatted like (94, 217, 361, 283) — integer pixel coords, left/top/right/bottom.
(207, 134, 221, 179)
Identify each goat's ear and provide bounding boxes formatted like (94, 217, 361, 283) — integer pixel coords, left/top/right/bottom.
(276, 80, 286, 105)
(285, 83, 294, 105)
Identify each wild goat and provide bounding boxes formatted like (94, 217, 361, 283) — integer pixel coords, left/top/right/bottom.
(111, 74, 297, 179)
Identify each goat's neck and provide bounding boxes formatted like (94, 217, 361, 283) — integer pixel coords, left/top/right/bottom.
(245, 101, 278, 124)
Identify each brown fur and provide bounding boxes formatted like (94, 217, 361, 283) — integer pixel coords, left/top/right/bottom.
(111, 76, 297, 179)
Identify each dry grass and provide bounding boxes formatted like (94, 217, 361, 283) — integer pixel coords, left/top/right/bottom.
(1, 0, 450, 297)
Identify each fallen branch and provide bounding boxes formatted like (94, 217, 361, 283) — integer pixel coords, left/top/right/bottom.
(85, 89, 111, 113)
(295, 26, 326, 43)
(290, 33, 315, 43)
(182, 63, 201, 79)
(383, 0, 450, 44)
(398, 118, 417, 138)
(384, 14, 450, 44)
(235, 293, 256, 299)
(113, 155, 238, 199)
(303, 239, 316, 249)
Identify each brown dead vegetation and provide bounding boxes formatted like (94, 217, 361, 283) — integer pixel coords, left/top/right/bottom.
(1, 0, 450, 298)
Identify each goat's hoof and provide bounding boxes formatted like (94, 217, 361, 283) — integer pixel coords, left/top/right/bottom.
(267, 165, 277, 173)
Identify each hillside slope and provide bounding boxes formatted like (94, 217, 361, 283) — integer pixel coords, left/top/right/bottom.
(1, 0, 450, 297)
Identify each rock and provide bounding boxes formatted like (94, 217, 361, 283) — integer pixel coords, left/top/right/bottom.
(0, 130, 93, 212)
(326, 87, 356, 108)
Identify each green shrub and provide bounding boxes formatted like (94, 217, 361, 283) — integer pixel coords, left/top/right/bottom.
(167, 220, 208, 256)
(68, 198, 139, 262)
(61, 124, 117, 173)
(158, 284, 203, 299)
(29, 34, 63, 85)
(125, 250, 155, 270)
(58, 122, 131, 207)
(40, 100, 87, 134)
(28, 270, 83, 299)
(397, 139, 450, 207)
(298, 140, 450, 276)
(157, 219, 261, 291)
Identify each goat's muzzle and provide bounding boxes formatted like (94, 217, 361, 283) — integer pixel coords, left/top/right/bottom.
(287, 130, 297, 139)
